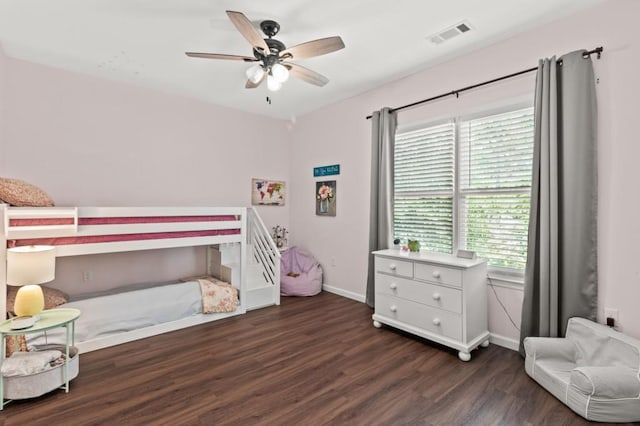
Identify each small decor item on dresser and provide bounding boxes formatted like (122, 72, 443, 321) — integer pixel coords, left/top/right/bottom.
(456, 249, 476, 260)
(407, 239, 420, 252)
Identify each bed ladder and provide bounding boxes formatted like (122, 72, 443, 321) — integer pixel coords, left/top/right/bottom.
(247, 208, 281, 308)
(208, 208, 280, 310)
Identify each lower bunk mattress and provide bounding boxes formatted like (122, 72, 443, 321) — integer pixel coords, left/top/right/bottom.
(27, 279, 234, 347)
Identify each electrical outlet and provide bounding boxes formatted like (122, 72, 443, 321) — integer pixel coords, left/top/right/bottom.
(82, 271, 93, 282)
(604, 307, 619, 322)
(330, 257, 336, 267)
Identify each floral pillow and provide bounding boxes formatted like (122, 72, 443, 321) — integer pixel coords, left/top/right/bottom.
(0, 177, 55, 207)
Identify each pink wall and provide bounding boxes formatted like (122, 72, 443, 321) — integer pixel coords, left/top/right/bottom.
(3, 57, 290, 208)
(0, 46, 6, 172)
(290, 0, 640, 343)
(2, 54, 291, 294)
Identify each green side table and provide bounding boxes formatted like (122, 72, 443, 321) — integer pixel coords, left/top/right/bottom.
(0, 308, 81, 409)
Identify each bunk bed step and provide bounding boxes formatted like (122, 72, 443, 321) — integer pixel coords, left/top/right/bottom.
(246, 286, 278, 311)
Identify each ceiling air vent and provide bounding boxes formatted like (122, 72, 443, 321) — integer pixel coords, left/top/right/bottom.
(428, 21, 472, 45)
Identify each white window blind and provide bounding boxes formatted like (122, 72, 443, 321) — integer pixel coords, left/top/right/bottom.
(394, 122, 455, 253)
(458, 108, 534, 271)
(394, 106, 534, 273)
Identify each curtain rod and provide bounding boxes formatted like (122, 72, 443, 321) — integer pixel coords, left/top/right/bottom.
(365, 46, 603, 120)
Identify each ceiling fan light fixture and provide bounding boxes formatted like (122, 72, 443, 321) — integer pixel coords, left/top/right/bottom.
(186, 11, 345, 91)
(267, 74, 282, 91)
(271, 63, 290, 83)
(245, 64, 265, 84)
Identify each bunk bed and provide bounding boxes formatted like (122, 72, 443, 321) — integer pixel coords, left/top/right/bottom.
(1, 204, 281, 353)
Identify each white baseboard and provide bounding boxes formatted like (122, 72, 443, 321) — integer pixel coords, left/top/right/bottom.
(322, 284, 366, 303)
(490, 332, 520, 351)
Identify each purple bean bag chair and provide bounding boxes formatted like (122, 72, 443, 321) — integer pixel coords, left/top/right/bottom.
(280, 247, 323, 296)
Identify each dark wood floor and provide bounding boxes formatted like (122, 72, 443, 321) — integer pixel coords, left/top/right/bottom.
(0, 292, 620, 425)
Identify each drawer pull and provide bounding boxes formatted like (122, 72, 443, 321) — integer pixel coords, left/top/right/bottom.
(432, 318, 441, 326)
(389, 283, 398, 290)
(389, 264, 397, 271)
(389, 305, 397, 313)
(432, 271, 441, 279)
(432, 293, 441, 301)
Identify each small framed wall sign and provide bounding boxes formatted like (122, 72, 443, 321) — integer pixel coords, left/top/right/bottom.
(313, 164, 340, 177)
(316, 180, 336, 216)
(251, 179, 286, 206)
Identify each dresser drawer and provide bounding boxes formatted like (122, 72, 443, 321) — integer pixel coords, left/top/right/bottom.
(375, 256, 413, 278)
(375, 273, 462, 314)
(375, 293, 462, 341)
(414, 262, 462, 287)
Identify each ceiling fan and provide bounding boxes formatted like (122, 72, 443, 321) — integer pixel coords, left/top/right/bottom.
(185, 10, 345, 91)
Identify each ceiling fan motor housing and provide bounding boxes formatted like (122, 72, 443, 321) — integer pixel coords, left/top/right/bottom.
(253, 38, 287, 68)
(260, 20, 280, 37)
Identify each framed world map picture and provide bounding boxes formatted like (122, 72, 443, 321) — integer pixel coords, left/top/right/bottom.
(251, 179, 286, 206)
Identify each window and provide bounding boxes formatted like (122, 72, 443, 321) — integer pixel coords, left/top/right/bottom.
(394, 106, 534, 275)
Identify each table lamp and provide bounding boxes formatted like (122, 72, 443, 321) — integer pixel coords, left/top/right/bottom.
(6, 245, 56, 327)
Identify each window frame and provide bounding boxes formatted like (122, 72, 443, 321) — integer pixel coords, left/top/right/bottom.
(394, 101, 534, 280)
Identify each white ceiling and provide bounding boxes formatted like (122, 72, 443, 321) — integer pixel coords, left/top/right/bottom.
(0, 0, 604, 120)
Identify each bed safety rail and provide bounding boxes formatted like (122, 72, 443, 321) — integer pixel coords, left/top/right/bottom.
(3, 206, 79, 238)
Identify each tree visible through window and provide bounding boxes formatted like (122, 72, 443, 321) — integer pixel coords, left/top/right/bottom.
(394, 107, 534, 274)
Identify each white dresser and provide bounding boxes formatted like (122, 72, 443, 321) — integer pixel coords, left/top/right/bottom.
(372, 249, 489, 361)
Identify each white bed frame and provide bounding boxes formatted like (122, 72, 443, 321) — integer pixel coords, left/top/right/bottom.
(0, 205, 280, 353)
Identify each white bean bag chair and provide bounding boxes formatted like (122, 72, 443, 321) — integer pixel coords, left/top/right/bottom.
(524, 317, 640, 422)
(280, 247, 322, 296)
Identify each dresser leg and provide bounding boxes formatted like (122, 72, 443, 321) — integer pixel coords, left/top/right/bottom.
(458, 351, 471, 362)
(480, 339, 490, 348)
(373, 320, 382, 328)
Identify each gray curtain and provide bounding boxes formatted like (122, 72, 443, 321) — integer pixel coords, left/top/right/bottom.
(366, 107, 397, 308)
(520, 50, 598, 353)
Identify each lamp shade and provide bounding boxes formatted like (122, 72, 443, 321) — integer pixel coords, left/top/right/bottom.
(245, 64, 265, 84)
(267, 74, 282, 92)
(271, 63, 289, 83)
(7, 245, 56, 286)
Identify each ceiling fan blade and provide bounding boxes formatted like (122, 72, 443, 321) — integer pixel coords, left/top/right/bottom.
(245, 73, 266, 89)
(185, 52, 257, 62)
(281, 36, 344, 60)
(285, 63, 330, 87)
(226, 10, 270, 54)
